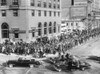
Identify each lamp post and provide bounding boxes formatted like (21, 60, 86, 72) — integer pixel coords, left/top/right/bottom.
(86, 0, 93, 34)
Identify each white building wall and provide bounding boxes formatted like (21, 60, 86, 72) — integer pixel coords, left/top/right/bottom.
(0, 0, 61, 42)
(61, 20, 86, 34)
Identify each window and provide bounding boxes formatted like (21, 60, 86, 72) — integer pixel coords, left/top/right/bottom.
(1, 10, 6, 17)
(57, 4, 60, 9)
(58, 12, 60, 16)
(58, 0, 60, 2)
(71, 0, 74, 5)
(54, 22, 56, 33)
(58, 25, 60, 32)
(61, 21, 65, 24)
(38, 22, 42, 36)
(1, 23, 9, 38)
(12, 0, 19, 5)
(13, 10, 18, 16)
(14, 33, 19, 38)
(37, 0, 41, 7)
(49, 0, 52, 8)
(76, 23, 78, 26)
(32, 10, 35, 16)
(1, 0, 7, 6)
(49, 3, 52, 8)
(32, 32, 35, 37)
(53, 4, 56, 9)
(38, 22, 42, 27)
(49, 22, 52, 34)
(31, 0, 35, 6)
(44, 28, 47, 35)
(44, 11, 47, 16)
(43, 1, 47, 8)
(66, 23, 68, 26)
(49, 11, 52, 16)
(38, 29, 41, 36)
(44, 22, 47, 35)
(71, 23, 73, 26)
(68, 29, 71, 31)
(54, 12, 56, 16)
(38, 10, 41, 16)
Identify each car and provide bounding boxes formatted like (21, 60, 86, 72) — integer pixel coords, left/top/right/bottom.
(6, 57, 41, 68)
(53, 62, 68, 72)
(52, 60, 91, 72)
(47, 56, 67, 64)
(47, 57, 59, 64)
(78, 61, 91, 71)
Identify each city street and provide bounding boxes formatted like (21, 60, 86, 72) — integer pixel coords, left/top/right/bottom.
(0, 36, 100, 74)
(0, 0, 100, 74)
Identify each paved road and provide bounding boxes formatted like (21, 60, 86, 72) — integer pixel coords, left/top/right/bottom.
(0, 36, 100, 74)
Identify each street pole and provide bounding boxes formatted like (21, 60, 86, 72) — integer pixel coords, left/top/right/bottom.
(87, 0, 93, 35)
(86, 0, 89, 34)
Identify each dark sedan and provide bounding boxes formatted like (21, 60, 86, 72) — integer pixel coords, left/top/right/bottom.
(6, 58, 41, 68)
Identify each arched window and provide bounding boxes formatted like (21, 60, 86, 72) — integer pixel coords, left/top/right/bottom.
(43, 0, 47, 8)
(54, 22, 56, 33)
(44, 22, 47, 35)
(31, 0, 35, 6)
(38, 22, 42, 36)
(1, 23, 9, 38)
(37, 0, 41, 7)
(49, 22, 52, 34)
(38, 22, 42, 27)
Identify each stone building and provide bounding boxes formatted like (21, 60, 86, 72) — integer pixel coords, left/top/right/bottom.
(61, 0, 86, 33)
(61, 0, 100, 34)
(0, 0, 61, 42)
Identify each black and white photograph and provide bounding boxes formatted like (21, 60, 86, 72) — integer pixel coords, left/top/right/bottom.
(0, 0, 100, 74)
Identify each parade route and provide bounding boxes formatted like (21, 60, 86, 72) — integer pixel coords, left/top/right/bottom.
(0, 36, 100, 74)
(0, 0, 100, 74)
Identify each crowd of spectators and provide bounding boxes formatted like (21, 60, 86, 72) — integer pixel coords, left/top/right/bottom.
(0, 28, 100, 58)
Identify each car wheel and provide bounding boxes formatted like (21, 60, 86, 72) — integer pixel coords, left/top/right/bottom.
(34, 64, 39, 68)
(9, 64, 13, 68)
(55, 68, 61, 72)
(81, 67, 85, 71)
(54, 66, 61, 72)
(57, 69, 61, 72)
(29, 64, 34, 68)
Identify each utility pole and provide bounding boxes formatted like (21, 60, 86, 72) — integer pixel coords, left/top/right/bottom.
(87, 0, 93, 34)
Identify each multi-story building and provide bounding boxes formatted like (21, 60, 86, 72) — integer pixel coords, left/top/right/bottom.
(61, 0, 100, 34)
(61, 0, 86, 34)
(91, 0, 100, 29)
(61, 19, 86, 34)
(0, 0, 61, 42)
(61, 0, 71, 20)
(71, 0, 100, 30)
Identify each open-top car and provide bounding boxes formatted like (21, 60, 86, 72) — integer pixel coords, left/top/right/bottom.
(53, 60, 91, 72)
(47, 56, 66, 64)
(6, 57, 41, 68)
(48, 54, 90, 72)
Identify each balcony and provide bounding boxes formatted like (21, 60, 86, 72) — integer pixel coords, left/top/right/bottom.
(9, 4, 19, 9)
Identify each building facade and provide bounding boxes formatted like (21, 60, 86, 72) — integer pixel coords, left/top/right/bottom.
(61, 0, 71, 20)
(73, 0, 100, 30)
(61, 0, 86, 34)
(61, 19, 86, 34)
(0, 0, 61, 42)
(61, 0, 100, 34)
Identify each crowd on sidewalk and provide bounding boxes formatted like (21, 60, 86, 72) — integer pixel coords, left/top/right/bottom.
(0, 28, 100, 58)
